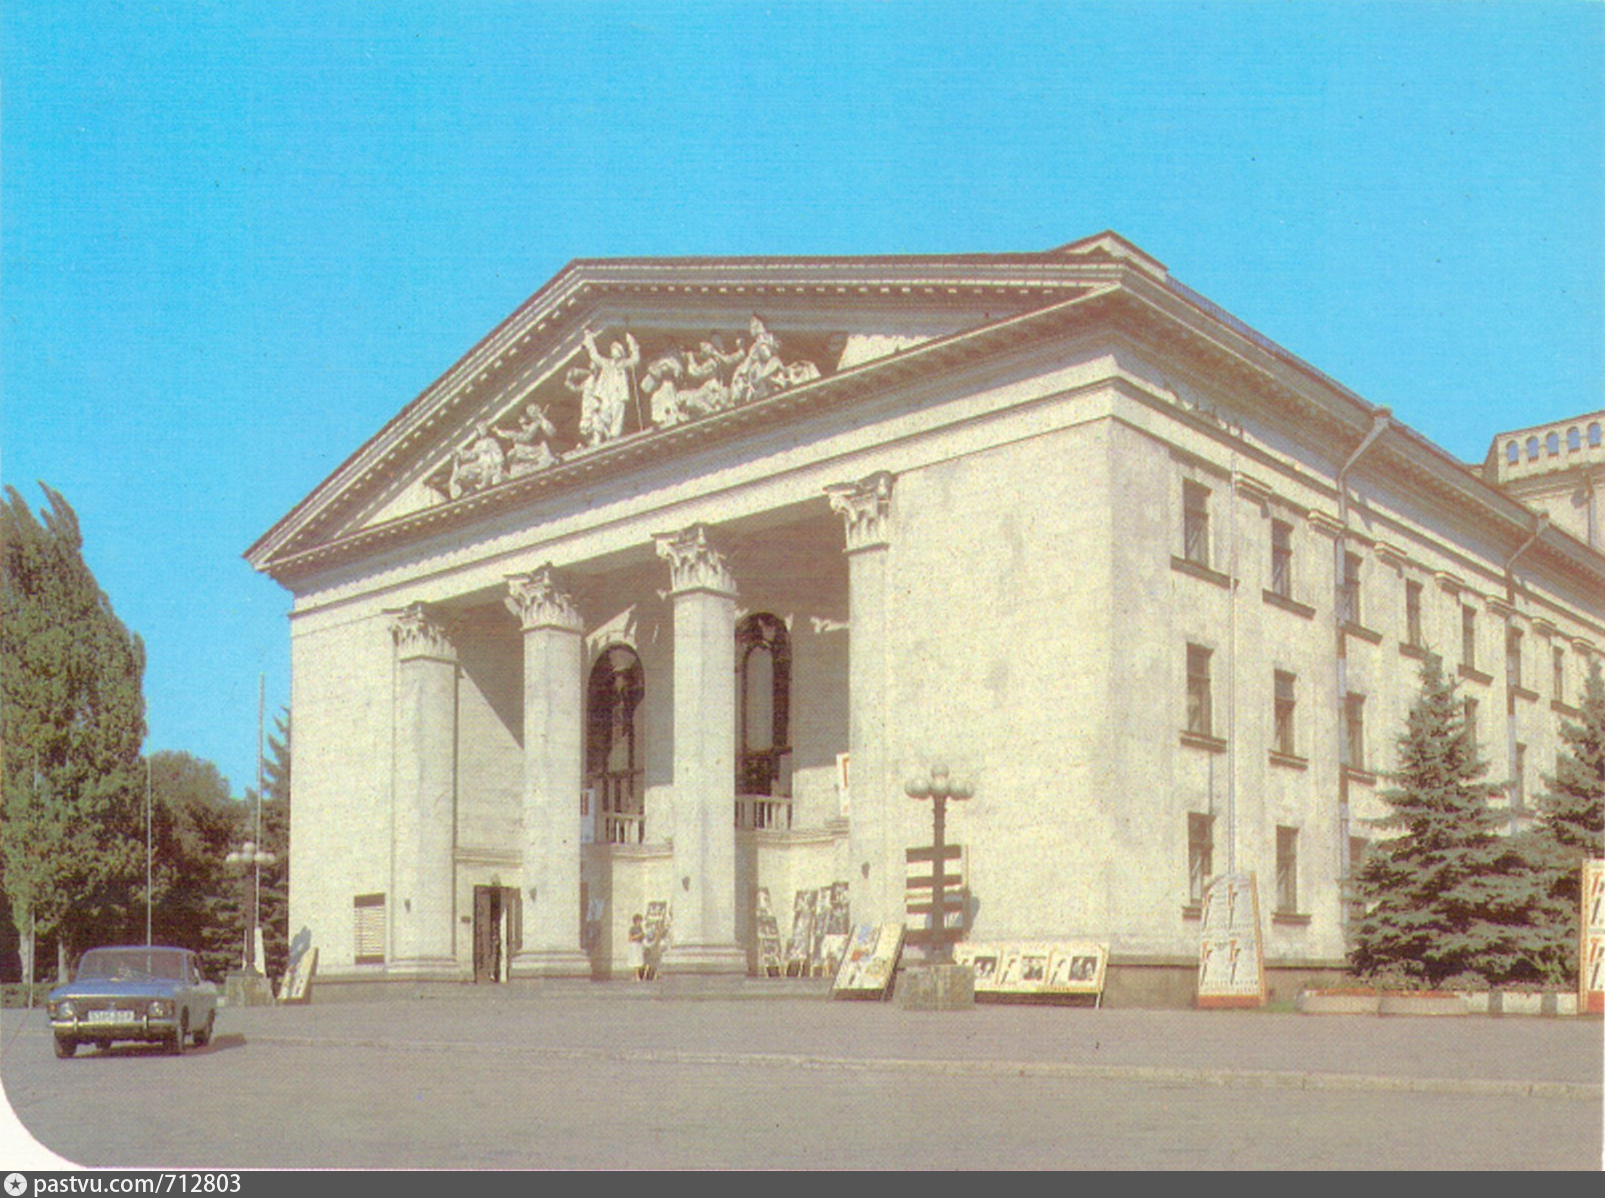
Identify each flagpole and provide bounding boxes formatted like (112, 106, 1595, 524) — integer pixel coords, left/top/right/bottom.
(145, 755, 153, 946)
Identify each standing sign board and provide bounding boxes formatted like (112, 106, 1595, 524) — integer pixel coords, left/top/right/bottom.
(1581, 859, 1604, 1015)
(832, 923, 904, 999)
(1196, 872, 1266, 1009)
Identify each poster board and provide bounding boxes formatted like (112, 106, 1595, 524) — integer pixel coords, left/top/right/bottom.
(778, 883, 852, 975)
(832, 922, 904, 998)
(1581, 858, 1604, 1015)
(1196, 872, 1266, 1008)
(754, 887, 784, 976)
(955, 940, 1108, 1001)
(280, 946, 317, 1004)
(785, 889, 818, 974)
(643, 900, 670, 977)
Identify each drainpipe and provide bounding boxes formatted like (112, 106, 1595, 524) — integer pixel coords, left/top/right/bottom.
(1502, 512, 1548, 829)
(1503, 512, 1548, 601)
(1333, 409, 1391, 939)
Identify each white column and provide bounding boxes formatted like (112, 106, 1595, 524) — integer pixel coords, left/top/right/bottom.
(390, 604, 461, 979)
(655, 525, 746, 974)
(505, 566, 591, 978)
(827, 472, 896, 926)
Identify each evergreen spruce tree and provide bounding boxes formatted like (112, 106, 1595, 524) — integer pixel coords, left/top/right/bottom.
(1525, 659, 1605, 979)
(257, 709, 291, 986)
(1350, 654, 1553, 987)
(2, 484, 147, 982)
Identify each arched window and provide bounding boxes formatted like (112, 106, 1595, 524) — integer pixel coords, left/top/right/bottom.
(1526, 436, 1539, 460)
(736, 613, 791, 803)
(1546, 431, 1560, 456)
(1506, 441, 1519, 464)
(1569, 428, 1582, 452)
(587, 645, 644, 844)
(1590, 422, 1602, 448)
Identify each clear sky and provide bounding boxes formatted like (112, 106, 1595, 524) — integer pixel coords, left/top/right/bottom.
(3, 1, 1601, 795)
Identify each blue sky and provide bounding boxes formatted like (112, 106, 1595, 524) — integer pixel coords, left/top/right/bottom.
(3, 1, 1601, 795)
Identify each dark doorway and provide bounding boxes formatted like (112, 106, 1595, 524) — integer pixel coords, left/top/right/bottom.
(473, 885, 521, 983)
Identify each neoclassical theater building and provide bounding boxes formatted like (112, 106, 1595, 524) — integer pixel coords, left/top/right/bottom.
(247, 232, 1604, 1000)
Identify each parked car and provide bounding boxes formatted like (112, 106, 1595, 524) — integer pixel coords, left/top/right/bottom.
(46, 946, 219, 1058)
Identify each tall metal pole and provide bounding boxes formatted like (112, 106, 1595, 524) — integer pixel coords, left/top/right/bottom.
(254, 672, 264, 973)
(145, 755, 153, 946)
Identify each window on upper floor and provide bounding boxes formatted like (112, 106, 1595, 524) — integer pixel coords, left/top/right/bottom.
(1526, 436, 1540, 460)
(1273, 670, 1297, 757)
(1463, 696, 1479, 755)
(1347, 836, 1371, 925)
(1405, 580, 1424, 648)
(1338, 552, 1363, 626)
(1275, 826, 1300, 915)
(737, 612, 792, 800)
(1461, 605, 1478, 671)
(1269, 519, 1294, 598)
(1344, 693, 1366, 772)
(1590, 422, 1602, 448)
(1569, 428, 1582, 452)
(1506, 441, 1520, 464)
(1186, 644, 1214, 738)
(1554, 645, 1566, 704)
(1513, 743, 1527, 812)
(1546, 432, 1560, 456)
(1188, 813, 1215, 906)
(1507, 627, 1524, 689)
(1182, 480, 1211, 567)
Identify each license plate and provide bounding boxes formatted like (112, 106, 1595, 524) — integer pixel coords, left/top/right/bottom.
(87, 1009, 134, 1024)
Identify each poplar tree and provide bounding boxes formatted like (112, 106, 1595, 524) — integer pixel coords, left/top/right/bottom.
(145, 750, 245, 980)
(257, 709, 291, 985)
(2, 484, 147, 981)
(1349, 655, 1553, 987)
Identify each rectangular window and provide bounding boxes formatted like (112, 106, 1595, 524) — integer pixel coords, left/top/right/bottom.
(1273, 670, 1297, 756)
(1463, 696, 1479, 755)
(1506, 627, 1523, 689)
(1188, 812, 1214, 905)
(1183, 481, 1211, 566)
(1513, 743, 1527, 811)
(1186, 644, 1213, 737)
(1554, 645, 1566, 703)
(1461, 605, 1477, 670)
(1339, 552, 1363, 625)
(1405, 580, 1424, 647)
(1344, 693, 1366, 771)
(353, 894, 386, 965)
(1270, 519, 1293, 597)
(1275, 826, 1299, 914)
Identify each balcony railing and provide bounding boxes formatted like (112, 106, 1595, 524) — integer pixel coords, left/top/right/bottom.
(735, 794, 793, 831)
(591, 768, 644, 845)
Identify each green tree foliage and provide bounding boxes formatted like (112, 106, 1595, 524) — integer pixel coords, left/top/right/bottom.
(1350, 655, 1557, 987)
(256, 709, 291, 986)
(1523, 659, 1605, 976)
(2, 485, 147, 978)
(142, 751, 246, 981)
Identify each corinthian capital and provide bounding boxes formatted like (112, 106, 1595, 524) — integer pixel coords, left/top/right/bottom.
(391, 603, 457, 662)
(505, 565, 583, 633)
(826, 471, 895, 552)
(654, 524, 736, 597)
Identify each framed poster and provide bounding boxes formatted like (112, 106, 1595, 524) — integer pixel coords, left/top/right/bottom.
(1196, 872, 1266, 1008)
(956, 940, 1107, 1001)
(754, 887, 783, 976)
(786, 888, 818, 973)
(1581, 858, 1604, 1015)
(832, 922, 904, 998)
(282, 946, 318, 1004)
(1043, 942, 1108, 996)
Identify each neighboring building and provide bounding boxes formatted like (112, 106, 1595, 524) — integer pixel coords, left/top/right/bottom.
(1483, 413, 1605, 553)
(247, 232, 1605, 1003)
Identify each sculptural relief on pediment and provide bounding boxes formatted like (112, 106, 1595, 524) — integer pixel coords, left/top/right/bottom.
(421, 315, 827, 503)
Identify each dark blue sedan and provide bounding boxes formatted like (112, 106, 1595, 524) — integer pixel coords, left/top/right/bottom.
(47, 946, 220, 1057)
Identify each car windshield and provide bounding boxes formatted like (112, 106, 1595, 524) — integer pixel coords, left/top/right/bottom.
(76, 948, 186, 982)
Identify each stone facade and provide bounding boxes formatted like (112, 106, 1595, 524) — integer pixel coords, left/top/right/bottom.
(248, 232, 1605, 1000)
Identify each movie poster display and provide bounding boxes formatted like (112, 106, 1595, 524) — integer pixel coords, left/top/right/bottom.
(755, 887, 784, 976)
(778, 883, 853, 975)
(832, 922, 904, 998)
(1581, 859, 1604, 1015)
(1196, 872, 1266, 1008)
(954, 940, 1108, 1001)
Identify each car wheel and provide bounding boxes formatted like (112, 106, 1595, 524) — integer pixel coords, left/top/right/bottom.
(166, 1012, 187, 1055)
(191, 1010, 214, 1048)
(53, 1035, 77, 1059)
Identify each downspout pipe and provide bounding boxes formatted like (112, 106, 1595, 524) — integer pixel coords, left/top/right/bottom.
(1504, 512, 1549, 600)
(1333, 409, 1390, 939)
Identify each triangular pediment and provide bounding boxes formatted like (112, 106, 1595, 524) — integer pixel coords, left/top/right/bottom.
(247, 245, 1155, 581)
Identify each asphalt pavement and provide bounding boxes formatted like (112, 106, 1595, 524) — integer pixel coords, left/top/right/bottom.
(2, 985, 1601, 1170)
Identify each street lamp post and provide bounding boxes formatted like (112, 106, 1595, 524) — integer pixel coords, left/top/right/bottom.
(224, 840, 277, 974)
(904, 765, 973, 964)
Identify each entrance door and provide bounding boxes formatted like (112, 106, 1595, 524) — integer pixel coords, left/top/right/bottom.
(472, 886, 522, 983)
